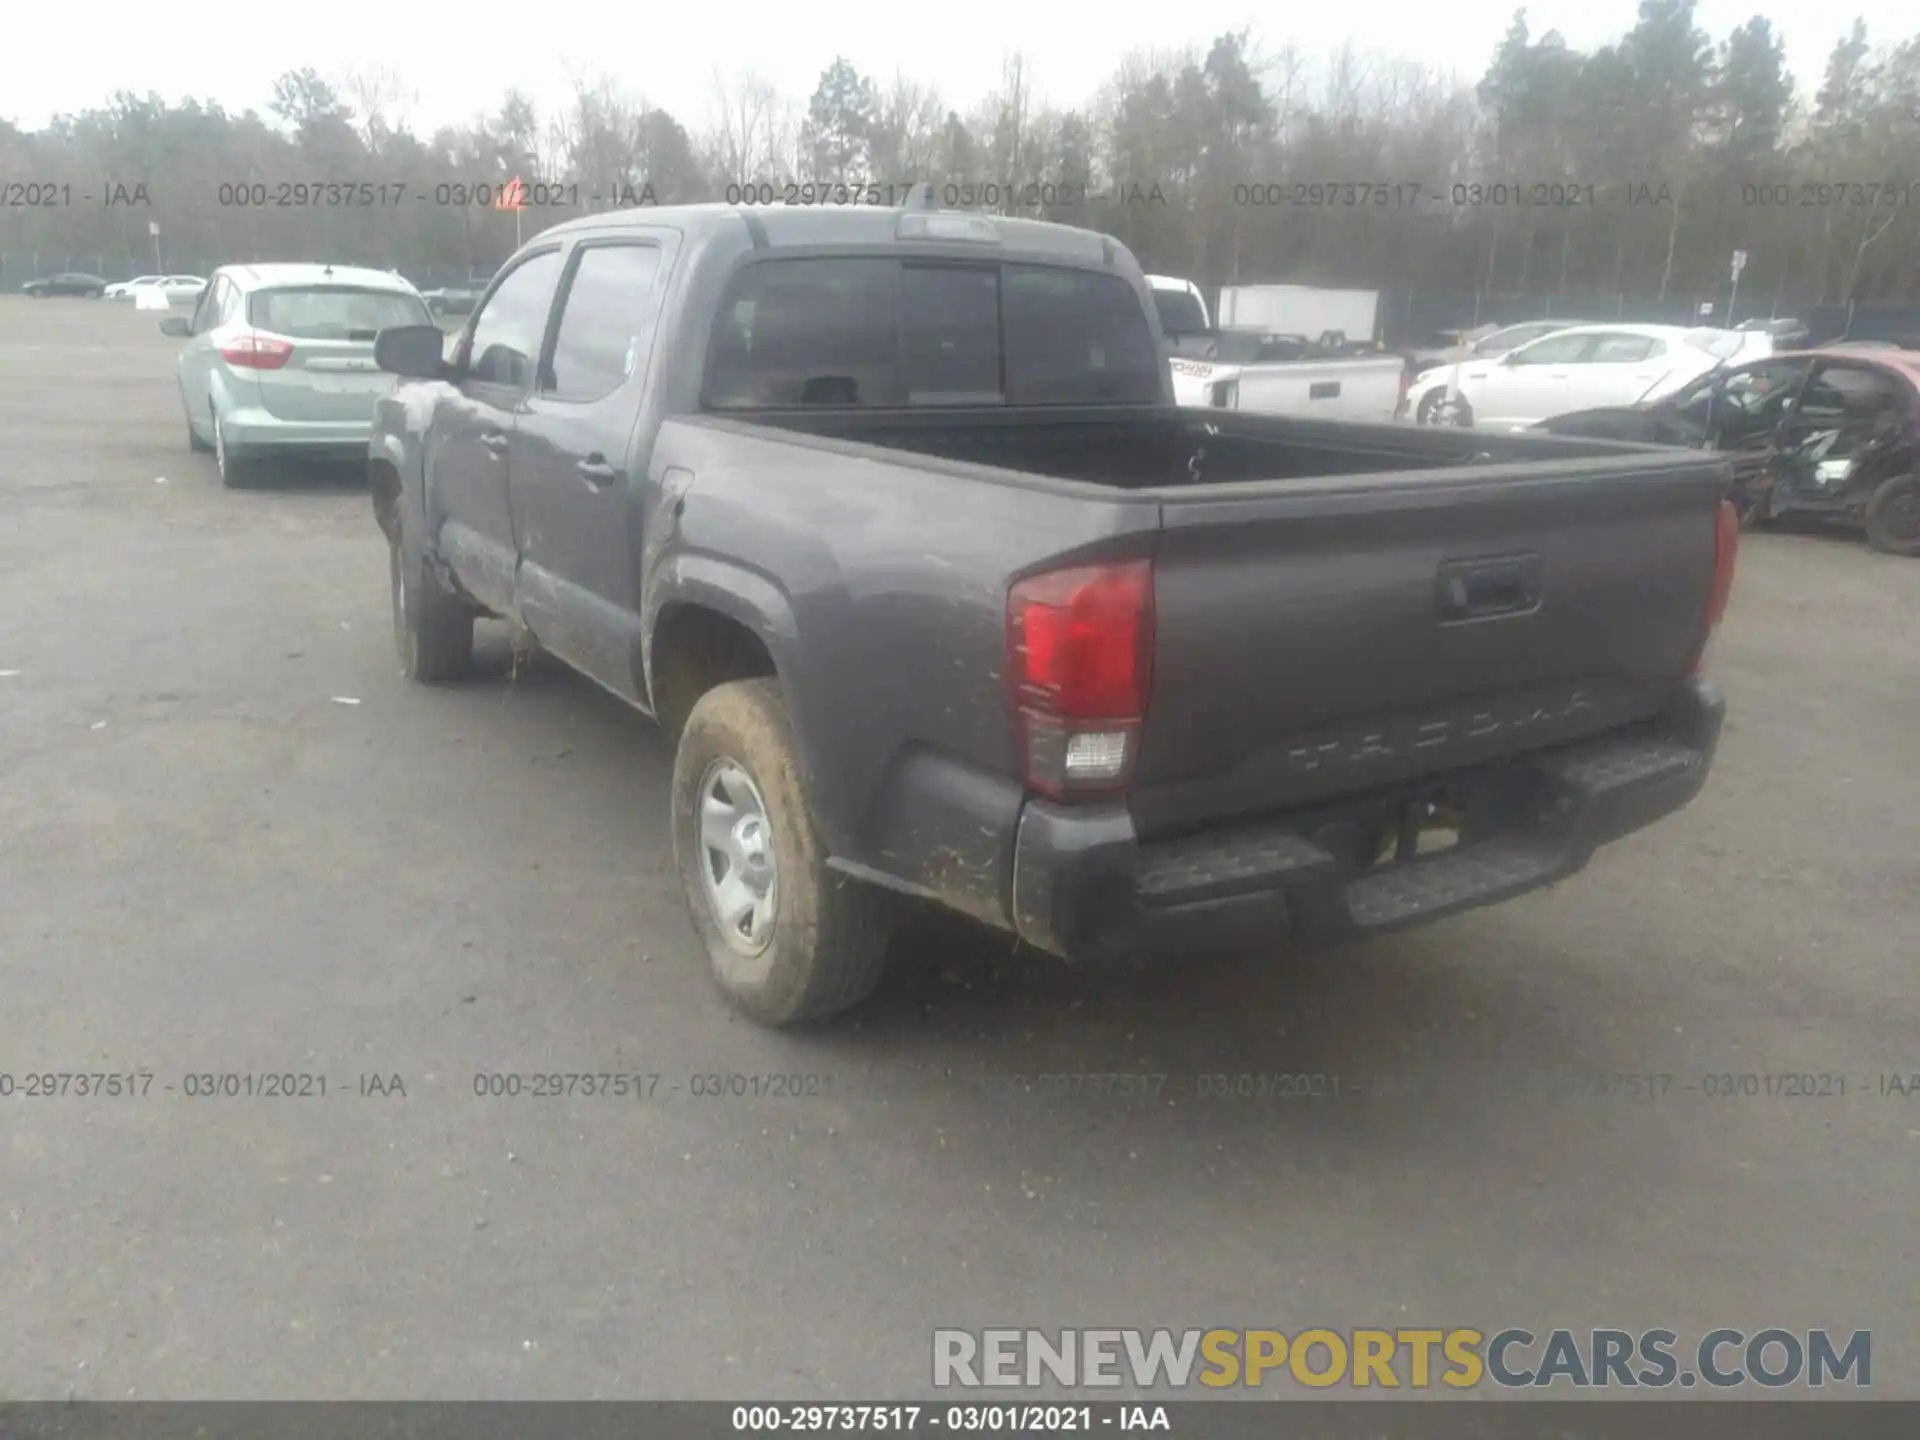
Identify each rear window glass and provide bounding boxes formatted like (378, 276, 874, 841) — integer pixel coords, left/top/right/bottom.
(1684, 330, 1748, 360)
(250, 287, 431, 339)
(703, 257, 1162, 409)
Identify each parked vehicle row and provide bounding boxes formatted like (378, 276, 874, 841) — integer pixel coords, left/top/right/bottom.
(21, 271, 207, 300)
(1403, 323, 1766, 429)
(348, 197, 1735, 1027)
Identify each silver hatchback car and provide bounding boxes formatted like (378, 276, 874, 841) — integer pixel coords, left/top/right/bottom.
(161, 263, 434, 486)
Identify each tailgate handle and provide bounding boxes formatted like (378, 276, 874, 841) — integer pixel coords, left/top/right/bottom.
(1437, 555, 1542, 622)
(1309, 381, 1341, 400)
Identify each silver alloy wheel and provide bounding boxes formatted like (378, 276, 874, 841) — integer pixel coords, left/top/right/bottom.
(696, 758, 779, 957)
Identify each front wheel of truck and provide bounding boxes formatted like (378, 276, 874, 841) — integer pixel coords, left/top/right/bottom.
(389, 529, 474, 682)
(672, 678, 893, 1027)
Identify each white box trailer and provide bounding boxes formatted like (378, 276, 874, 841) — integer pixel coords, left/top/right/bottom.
(1215, 285, 1381, 342)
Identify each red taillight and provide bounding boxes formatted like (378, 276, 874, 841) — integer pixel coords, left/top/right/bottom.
(220, 332, 294, 370)
(1691, 498, 1740, 674)
(1008, 559, 1154, 799)
(1707, 498, 1739, 627)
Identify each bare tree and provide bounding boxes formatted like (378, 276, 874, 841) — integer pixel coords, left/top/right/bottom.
(705, 71, 783, 181)
(338, 66, 419, 152)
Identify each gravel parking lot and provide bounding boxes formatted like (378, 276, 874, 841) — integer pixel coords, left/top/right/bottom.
(2, 296, 1917, 1401)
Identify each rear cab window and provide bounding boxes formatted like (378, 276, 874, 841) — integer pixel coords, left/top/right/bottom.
(249, 287, 432, 340)
(702, 256, 1162, 410)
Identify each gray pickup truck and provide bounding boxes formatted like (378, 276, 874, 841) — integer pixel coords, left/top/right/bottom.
(369, 197, 1739, 1027)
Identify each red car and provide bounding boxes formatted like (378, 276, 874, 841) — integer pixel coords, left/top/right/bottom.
(1535, 347, 1920, 556)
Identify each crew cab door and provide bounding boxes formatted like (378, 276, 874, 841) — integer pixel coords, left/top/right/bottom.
(1575, 331, 1673, 407)
(509, 233, 677, 699)
(1769, 360, 1913, 509)
(429, 247, 565, 612)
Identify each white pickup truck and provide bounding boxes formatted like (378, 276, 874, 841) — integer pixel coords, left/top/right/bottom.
(1147, 275, 1409, 421)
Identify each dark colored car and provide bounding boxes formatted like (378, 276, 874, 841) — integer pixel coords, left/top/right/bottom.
(368, 197, 1735, 1027)
(22, 272, 108, 298)
(420, 279, 491, 317)
(1534, 349, 1920, 555)
(1737, 317, 1812, 349)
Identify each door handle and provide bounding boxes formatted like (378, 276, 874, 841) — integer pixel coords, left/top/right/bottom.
(480, 431, 510, 454)
(575, 455, 619, 486)
(1436, 554, 1543, 622)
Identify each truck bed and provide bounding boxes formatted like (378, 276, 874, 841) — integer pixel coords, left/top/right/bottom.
(729, 403, 1632, 488)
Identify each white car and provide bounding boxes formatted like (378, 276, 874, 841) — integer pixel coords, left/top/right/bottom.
(104, 274, 169, 300)
(1405, 323, 1764, 429)
(121, 275, 207, 307)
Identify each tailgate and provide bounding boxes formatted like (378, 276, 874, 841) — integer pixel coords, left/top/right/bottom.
(1131, 454, 1727, 835)
(1236, 357, 1404, 421)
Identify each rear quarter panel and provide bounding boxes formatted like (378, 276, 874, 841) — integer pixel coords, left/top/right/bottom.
(646, 417, 1161, 926)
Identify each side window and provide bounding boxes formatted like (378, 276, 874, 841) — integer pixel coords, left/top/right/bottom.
(542, 244, 665, 402)
(1589, 335, 1662, 364)
(465, 250, 564, 390)
(1508, 333, 1595, 366)
(1801, 365, 1904, 420)
(219, 280, 244, 325)
(189, 277, 220, 334)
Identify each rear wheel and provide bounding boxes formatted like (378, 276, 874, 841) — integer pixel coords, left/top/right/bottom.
(389, 528, 474, 681)
(212, 410, 257, 488)
(184, 393, 212, 453)
(1863, 473, 1920, 557)
(1418, 390, 1473, 426)
(672, 678, 892, 1027)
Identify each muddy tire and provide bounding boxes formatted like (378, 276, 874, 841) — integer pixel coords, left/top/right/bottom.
(1862, 474, 1920, 557)
(672, 677, 892, 1027)
(389, 528, 474, 682)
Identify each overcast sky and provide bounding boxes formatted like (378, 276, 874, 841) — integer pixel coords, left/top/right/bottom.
(5, 0, 1910, 138)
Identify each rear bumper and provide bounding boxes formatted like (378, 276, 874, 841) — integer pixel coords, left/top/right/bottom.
(1009, 678, 1725, 960)
(220, 407, 376, 457)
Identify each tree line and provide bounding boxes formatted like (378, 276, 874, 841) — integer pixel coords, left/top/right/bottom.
(3, 1, 1919, 318)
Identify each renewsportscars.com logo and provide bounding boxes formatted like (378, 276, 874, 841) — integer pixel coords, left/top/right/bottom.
(932, 1328, 1871, 1391)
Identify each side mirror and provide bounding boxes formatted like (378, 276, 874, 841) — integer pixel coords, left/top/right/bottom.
(158, 316, 192, 338)
(374, 324, 451, 380)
